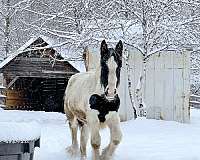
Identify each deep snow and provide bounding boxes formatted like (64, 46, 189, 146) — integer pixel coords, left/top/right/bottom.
(1, 109, 200, 160)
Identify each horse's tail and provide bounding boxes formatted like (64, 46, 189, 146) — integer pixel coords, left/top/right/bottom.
(63, 75, 78, 122)
(63, 75, 74, 111)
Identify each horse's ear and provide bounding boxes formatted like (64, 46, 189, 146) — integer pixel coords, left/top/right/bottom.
(100, 40, 108, 57)
(115, 40, 123, 56)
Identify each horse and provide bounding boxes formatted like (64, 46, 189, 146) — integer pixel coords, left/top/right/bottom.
(64, 40, 123, 160)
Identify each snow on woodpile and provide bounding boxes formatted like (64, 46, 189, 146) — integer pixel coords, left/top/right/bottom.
(0, 110, 66, 123)
(0, 121, 40, 143)
(0, 110, 66, 144)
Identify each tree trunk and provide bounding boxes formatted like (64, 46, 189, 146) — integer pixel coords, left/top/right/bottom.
(4, 0, 11, 57)
(125, 49, 137, 119)
(135, 0, 148, 117)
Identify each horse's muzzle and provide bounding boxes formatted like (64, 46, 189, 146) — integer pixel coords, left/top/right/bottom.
(104, 87, 117, 100)
(106, 96, 116, 101)
(102, 93, 119, 102)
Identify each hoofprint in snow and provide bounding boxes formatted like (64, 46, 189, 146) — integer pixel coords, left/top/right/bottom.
(0, 109, 200, 160)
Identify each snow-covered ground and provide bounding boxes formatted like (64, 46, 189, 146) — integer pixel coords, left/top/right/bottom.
(1, 109, 200, 160)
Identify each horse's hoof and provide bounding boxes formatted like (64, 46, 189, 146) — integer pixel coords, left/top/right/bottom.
(92, 154, 101, 160)
(101, 148, 108, 159)
(80, 155, 87, 160)
(100, 150, 112, 160)
(100, 155, 112, 160)
(66, 145, 80, 157)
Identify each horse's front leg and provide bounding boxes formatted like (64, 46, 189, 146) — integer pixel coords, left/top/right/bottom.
(91, 127, 101, 160)
(101, 112, 122, 160)
(87, 110, 101, 160)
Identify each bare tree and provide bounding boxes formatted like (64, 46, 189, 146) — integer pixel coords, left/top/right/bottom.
(0, 0, 34, 58)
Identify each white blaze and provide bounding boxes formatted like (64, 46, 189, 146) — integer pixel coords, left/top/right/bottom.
(107, 56, 117, 98)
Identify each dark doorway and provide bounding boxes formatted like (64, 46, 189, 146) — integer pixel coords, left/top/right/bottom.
(7, 77, 68, 112)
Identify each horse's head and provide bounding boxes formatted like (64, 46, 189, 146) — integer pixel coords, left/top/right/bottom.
(100, 40, 123, 99)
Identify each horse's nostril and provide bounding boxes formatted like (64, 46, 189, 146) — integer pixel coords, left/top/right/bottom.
(105, 90, 108, 96)
(114, 89, 117, 94)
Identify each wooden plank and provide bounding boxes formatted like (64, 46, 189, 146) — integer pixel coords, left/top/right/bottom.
(7, 76, 19, 89)
(190, 94, 200, 98)
(154, 54, 164, 120)
(173, 68, 183, 122)
(190, 101, 200, 104)
(3, 72, 71, 79)
(145, 55, 156, 119)
(0, 143, 23, 154)
(41, 70, 76, 74)
(0, 155, 19, 160)
(182, 50, 190, 123)
(163, 53, 174, 121)
(118, 60, 129, 121)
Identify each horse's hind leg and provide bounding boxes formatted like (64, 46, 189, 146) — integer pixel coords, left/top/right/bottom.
(101, 112, 122, 160)
(80, 123, 89, 160)
(66, 116, 79, 156)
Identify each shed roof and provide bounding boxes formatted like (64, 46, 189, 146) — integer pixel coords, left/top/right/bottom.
(0, 36, 85, 72)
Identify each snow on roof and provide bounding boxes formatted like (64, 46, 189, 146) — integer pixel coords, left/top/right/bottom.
(0, 85, 5, 89)
(69, 61, 85, 72)
(17, 37, 39, 53)
(0, 121, 41, 143)
(0, 53, 21, 69)
(0, 95, 6, 98)
(0, 35, 85, 72)
(0, 37, 39, 69)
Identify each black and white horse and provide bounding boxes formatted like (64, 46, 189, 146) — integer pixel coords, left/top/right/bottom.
(64, 40, 123, 160)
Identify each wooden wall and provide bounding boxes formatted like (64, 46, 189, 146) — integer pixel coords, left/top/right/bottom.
(2, 57, 77, 81)
(144, 50, 190, 123)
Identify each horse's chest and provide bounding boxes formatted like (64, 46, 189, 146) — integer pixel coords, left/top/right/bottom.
(89, 94, 120, 122)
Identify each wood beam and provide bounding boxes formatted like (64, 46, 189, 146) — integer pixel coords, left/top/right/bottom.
(7, 76, 19, 89)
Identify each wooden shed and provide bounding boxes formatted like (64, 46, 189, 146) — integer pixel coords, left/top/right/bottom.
(0, 36, 84, 112)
